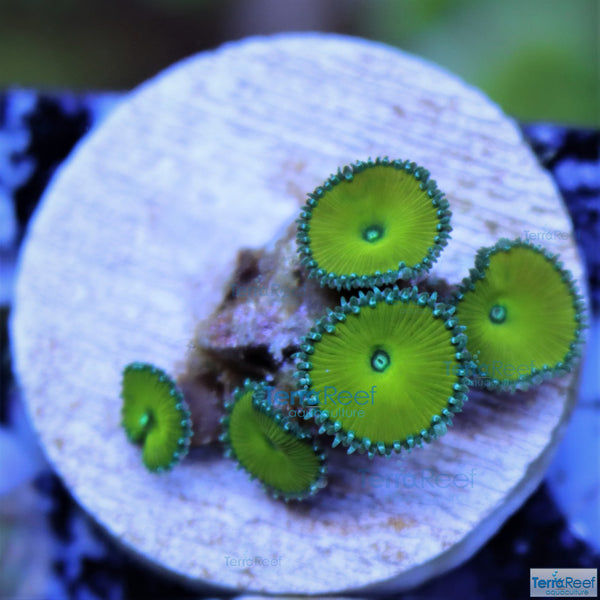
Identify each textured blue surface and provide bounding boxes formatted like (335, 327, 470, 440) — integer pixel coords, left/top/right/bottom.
(0, 91, 598, 599)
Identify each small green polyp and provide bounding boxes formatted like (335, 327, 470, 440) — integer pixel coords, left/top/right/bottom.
(489, 304, 507, 324)
(220, 380, 328, 502)
(370, 348, 391, 372)
(296, 157, 452, 290)
(121, 362, 192, 472)
(453, 238, 586, 392)
(362, 224, 385, 243)
(294, 286, 474, 457)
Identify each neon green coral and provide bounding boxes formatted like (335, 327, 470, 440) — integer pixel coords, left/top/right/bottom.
(296, 157, 452, 290)
(220, 380, 328, 501)
(453, 238, 586, 391)
(294, 286, 475, 457)
(121, 362, 192, 472)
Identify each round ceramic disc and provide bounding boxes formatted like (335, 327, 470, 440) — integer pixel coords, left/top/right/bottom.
(10, 33, 586, 595)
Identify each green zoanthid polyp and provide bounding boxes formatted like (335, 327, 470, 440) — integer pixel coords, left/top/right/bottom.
(121, 362, 192, 472)
(296, 157, 452, 290)
(452, 238, 586, 392)
(220, 380, 328, 502)
(294, 286, 476, 458)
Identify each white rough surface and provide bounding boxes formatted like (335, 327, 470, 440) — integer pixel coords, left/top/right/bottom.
(10, 33, 585, 595)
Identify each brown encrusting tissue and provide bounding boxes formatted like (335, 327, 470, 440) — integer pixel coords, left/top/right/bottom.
(177, 222, 339, 445)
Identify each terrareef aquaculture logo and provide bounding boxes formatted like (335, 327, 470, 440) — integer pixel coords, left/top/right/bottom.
(265, 385, 377, 419)
(530, 568, 597, 597)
